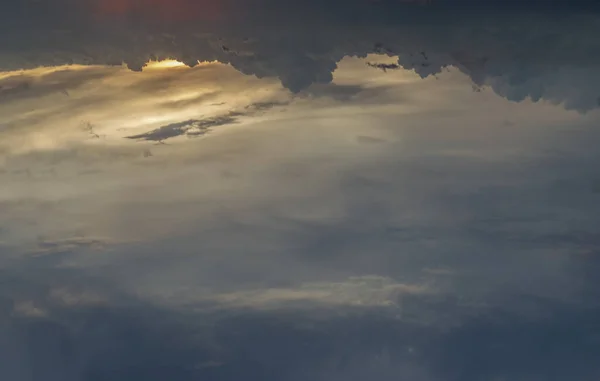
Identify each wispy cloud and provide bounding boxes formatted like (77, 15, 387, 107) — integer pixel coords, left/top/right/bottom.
(126, 101, 290, 142)
(125, 117, 235, 141)
(196, 276, 430, 310)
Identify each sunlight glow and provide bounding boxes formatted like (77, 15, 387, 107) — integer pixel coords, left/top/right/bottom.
(143, 59, 188, 70)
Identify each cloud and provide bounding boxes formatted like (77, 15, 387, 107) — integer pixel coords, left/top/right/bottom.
(48, 287, 108, 307)
(1, 146, 600, 380)
(1, 54, 597, 293)
(199, 276, 429, 310)
(0, 67, 111, 102)
(1, 7, 600, 379)
(126, 101, 291, 142)
(301, 83, 366, 101)
(11, 301, 48, 318)
(0, 62, 291, 158)
(366, 62, 401, 72)
(1, 261, 599, 381)
(3, 5, 600, 111)
(33, 237, 110, 255)
(356, 135, 386, 144)
(125, 116, 237, 141)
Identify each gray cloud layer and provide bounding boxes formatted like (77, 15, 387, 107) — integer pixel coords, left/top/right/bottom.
(3, 103, 600, 380)
(2, 260, 599, 381)
(2, 4, 600, 110)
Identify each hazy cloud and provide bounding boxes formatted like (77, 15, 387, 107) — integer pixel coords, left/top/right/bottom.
(1, 263, 599, 381)
(202, 276, 430, 310)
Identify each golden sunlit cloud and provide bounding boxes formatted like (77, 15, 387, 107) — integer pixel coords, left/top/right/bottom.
(0, 57, 289, 159)
(143, 59, 188, 70)
(0, 53, 586, 254)
(0, 64, 105, 81)
(0, 59, 212, 79)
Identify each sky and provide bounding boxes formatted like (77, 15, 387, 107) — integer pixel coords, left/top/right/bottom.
(1, 1, 600, 381)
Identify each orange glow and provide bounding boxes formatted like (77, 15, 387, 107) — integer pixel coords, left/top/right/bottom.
(143, 59, 188, 69)
(92, 0, 224, 23)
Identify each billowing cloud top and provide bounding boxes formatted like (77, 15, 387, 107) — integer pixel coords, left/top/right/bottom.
(2, 0, 600, 110)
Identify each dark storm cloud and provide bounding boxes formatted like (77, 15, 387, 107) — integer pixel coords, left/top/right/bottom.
(2, 1, 600, 110)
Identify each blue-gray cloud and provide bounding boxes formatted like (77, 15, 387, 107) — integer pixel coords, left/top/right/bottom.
(3, 111, 600, 380)
(2, 3, 600, 110)
(2, 261, 599, 381)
